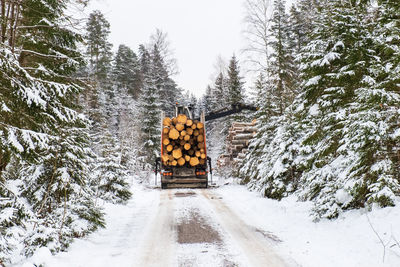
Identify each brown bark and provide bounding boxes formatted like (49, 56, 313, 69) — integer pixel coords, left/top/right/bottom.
(7, 2, 15, 46)
(9, 2, 20, 53)
(1, 0, 6, 43)
(231, 140, 249, 146)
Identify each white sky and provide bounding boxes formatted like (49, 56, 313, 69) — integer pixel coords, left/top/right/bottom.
(87, 0, 246, 98)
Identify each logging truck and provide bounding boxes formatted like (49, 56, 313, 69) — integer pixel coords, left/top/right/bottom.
(155, 103, 257, 189)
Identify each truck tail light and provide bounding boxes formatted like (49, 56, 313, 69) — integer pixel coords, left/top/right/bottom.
(196, 171, 207, 176)
(162, 172, 173, 176)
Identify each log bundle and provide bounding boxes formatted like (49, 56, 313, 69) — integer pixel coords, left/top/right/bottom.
(217, 120, 257, 168)
(161, 114, 206, 167)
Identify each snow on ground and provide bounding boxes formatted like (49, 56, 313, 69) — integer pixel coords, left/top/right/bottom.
(217, 184, 400, 267)
(15, 178, 161, 267)
(15, 176, 400, 267)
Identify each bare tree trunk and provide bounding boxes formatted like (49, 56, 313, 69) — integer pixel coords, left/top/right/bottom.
(10, 2, 20, 52)
(1, 0, 6, 43)
(7, 2, 14, 47)
(0, 151, 9, 183)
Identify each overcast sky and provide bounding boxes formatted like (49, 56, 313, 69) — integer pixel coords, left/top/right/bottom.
(87, 0, 246, 97)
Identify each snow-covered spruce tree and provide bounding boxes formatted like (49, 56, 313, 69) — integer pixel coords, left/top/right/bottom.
(295, 0, 321, 47)
(338, 0, 400, 209)
(213, 72, 228, 110)
(244, 0, 400, 218)
(21, 128, 104, 256)
(226, 54, 247, 144)
(240, 73, 283, 185)
(90, 127, 132, 204)
(240, 0, 298, 188)
(268, 0, 297, 115)
(201, 85, 214, 115)
(109, 44, 140, 134)
(117, 96, 142, 171)
(189, 93, 199, 118)
(0, 46, 54, 262)
(1, 0, 105, 262)
(205, 71, 229, 159)
(226, 54, 245, 106)
(151, 44, 175, 116)
(19, 0, 105, 253)
(137, 45, 161, 167)
(200, 85, 220, 162)
(84, 12, 132, 204)
(291, 0, 390, 218)
(244, 0, 373, 215)
(111, 45, 142, 170)
(112, 44, 141, 99)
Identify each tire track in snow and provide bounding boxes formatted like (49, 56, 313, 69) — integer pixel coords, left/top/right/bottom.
(201, 189, 288, 267)
(135, 190, 175, 267)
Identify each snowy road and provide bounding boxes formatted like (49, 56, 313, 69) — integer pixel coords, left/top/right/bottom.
(134, 189, 289, 267)
(29, 185, 293, 267)
(20, 182, 400, 267)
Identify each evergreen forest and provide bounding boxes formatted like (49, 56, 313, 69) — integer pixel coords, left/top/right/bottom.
(0, 0, 399, 264)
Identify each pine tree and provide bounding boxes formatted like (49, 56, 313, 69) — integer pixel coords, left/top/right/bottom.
(200, 85, 212, 114)
(342, 0, 400, 208)
(138, 45, 161, 167)
(282, 0, 379, 217)
(91, 128, 132, 204)
(0, 0, 105, 262)
(150, 44, 180, 117)
(85, 10, 113, 82)
(213, 72, 227, 109)
(226, 54, 245, 106)
(151, 45, 171, 114)
(268, 0, 296, 115)
(112, 44, 141, 99)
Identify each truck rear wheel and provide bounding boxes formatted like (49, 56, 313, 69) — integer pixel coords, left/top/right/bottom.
(161, 183, 167, 189)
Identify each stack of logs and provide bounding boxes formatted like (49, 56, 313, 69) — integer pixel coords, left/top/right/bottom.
(217, 121, 257, 168)
(161, 114, 206, 167)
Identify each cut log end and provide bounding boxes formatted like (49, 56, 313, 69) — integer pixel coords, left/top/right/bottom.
(176, 123, 185, 131)
(189, 157, 200, 166)
(172, 148, 182, 159)
(177, 114, 188, 124)
(163, 117, 172, 127)
(169, 128, 180, 140)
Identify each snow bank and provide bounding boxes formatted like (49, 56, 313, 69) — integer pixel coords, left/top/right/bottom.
(217, 185, 400, 267)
